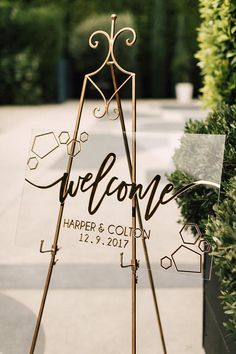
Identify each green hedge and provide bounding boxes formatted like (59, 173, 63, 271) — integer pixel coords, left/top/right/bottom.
(168, 0, 236, 338)
(169, 105, 236, 227)
(38, 0, 200, 98)
(196, 0, 236, 108)
(1, 0, 201, 100)
(0, 2, 64, 104)
(206, 177, 236, 336)
(168, 105, 236, 337)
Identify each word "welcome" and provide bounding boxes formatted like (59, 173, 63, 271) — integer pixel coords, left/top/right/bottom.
(26, 153, 218, 221)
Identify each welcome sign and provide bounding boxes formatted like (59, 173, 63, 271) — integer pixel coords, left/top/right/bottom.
(18, 131, 225, 269)
(16, 15, 225, 354)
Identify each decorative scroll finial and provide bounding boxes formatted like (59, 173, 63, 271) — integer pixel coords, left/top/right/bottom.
(87, 15, 137, 120)
(111, 14, 117, 37)
(111, 14, 117, 20)
(88, 14, 136, 75)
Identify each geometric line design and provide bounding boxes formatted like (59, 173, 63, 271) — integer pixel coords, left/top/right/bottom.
(171, 245, 202, 273)
(179, 223, 202, 245)
(27, 156, 38, 170)
(31, 132, 59, 159)
(67, 139, 81, 157)
(58, 131, 70, 144)
(80, 132, 89, 143)
(160, 256, 172, 270)
(198, 239, 211, 253)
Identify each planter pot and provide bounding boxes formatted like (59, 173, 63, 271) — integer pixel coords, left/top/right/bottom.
(203, 271, 236, 354)
(175, 82, 193, 103)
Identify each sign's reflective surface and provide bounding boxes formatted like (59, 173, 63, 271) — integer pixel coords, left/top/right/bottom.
(15, 123, 225, 352)
(17, 130, 225, 282)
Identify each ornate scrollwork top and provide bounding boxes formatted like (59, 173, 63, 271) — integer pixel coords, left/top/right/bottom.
(88, 15, 136, 76)
(86, 14, 136, 120)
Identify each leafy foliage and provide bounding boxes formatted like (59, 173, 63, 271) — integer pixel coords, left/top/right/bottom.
(169, 0, 236, 339)
(24, 0, 200, 98)
(207, 177, 236, 338)
(196, 0, 236, 107)
(0, 2, 64, 104)
(169, 104, 236, 337)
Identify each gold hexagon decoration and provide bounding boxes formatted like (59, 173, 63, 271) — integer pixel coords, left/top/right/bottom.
(27, 157, 38, 170)
(179, 223, 202, 245)
(67, 139, 81, 157)
(198, 240, 211, 253)
(80, 132, 88, 143)
(160, 256, 172, 270)
(58, 131, 70, 144)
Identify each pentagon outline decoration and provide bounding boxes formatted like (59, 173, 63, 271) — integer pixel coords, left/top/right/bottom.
(171, 245, 202, 273)
(31, 132, 59, 159)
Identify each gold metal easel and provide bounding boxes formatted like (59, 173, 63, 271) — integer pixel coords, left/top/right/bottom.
(29, 14, 167, 354)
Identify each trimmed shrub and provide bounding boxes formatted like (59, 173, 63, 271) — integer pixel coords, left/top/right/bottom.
(196, 0, 236, 107)
(0, 2, 64, 104)
(169, 104, 236, 229)
(20, 0, 201, 99)
(169, 4, 236, 337)
(169, 104, 236, 338)
(0, 50, 42, 105)
(206, 176, 236, 337)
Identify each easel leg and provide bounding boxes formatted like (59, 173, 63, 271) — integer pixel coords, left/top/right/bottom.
(29, 77, 87, 353)
(29, 248, 58, 353)
(131, 73, 137, 354)
(110, 64, 167, 354)
(29, 204, 64, 353)
(29, 64, 167, 354)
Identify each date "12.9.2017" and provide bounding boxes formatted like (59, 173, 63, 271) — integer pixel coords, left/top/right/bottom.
(79, 233, 129, 248)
